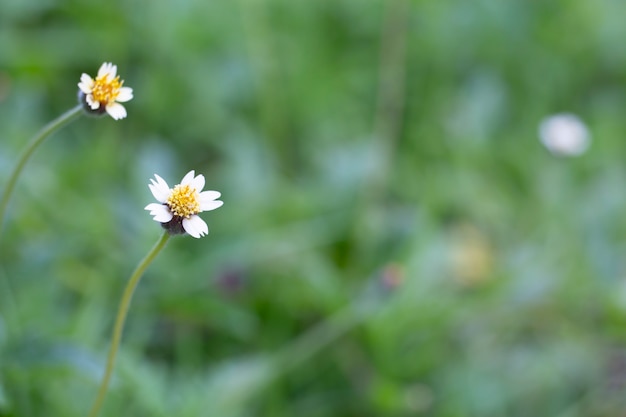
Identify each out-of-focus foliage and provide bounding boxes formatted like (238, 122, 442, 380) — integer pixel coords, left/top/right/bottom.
(2, 0, 626, 416)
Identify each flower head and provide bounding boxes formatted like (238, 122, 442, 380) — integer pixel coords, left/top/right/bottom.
(78, 62, 133, 120)
(145, 170, 223, 238)
(539, 113, 590, 157)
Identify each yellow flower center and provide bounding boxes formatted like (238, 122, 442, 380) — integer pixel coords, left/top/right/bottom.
(167, 184, 200, 218)
(91, 74, 123, 104)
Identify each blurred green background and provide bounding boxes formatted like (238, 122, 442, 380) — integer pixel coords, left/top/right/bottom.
(2, 0, 626, 415)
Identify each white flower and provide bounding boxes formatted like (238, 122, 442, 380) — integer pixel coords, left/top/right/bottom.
(78, 62, 133, 120)
(145, 170, 223, 238)
(538, 113, 590, 157)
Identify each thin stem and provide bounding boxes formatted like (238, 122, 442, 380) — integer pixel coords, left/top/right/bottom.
(238, 0, 292, 172)
(0, 104, 83, 232)
(88, 232, 170, 417)
(275, 302, 372, 374)
(274, 278, 390, 375)
(347, 0, 409, 271)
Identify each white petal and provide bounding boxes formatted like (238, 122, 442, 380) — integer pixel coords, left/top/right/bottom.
(153, 174, 170, 189)
(98, 62, 116, 79)
(106, 102, 127, 120)
(116, 87, 133, 102)
(145, 203, 173, 222)
(97, 62, 110, 78)
(199, 190, 221, 201)
(199, 190, 223, 211)
(85, 95, 100, 110)
(201, 200, 223, 211)
(180, 170, 195, 186)
(189, 174, 205, 192)
(183, 216, 208, 238)
(108, 64, 118, 79)
(77, 83, 91, 94)
(80, 73, 94, 84)
(148, 175, 171, 203)
(78, 74, 94, 93)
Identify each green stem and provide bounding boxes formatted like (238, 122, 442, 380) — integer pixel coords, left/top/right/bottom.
(0, 104, 83, 231)
(88, 232, 170, 417)
(274, 285, 383, 375)
(275, 304, 369, 374)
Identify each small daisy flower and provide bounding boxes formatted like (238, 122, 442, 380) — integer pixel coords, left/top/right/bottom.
(539, 113, 590, 157)
(77, 62, 133, 120)
(145, 170, 223, 238)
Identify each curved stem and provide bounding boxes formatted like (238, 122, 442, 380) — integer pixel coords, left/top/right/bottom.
(274, 280, 384, 375)
(88, 232, 170, 417)
(0, 104, 83, 232)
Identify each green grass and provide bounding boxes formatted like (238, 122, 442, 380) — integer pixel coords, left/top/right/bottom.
(2, 0, 626, 416)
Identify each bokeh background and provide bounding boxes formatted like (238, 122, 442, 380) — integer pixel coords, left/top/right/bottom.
(2, 0, 626, 416)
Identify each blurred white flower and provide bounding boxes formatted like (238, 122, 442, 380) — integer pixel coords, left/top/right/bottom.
(538, 113, 590, 157)
(145, 170, 223, 238)
(78, 62, 133, 120)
